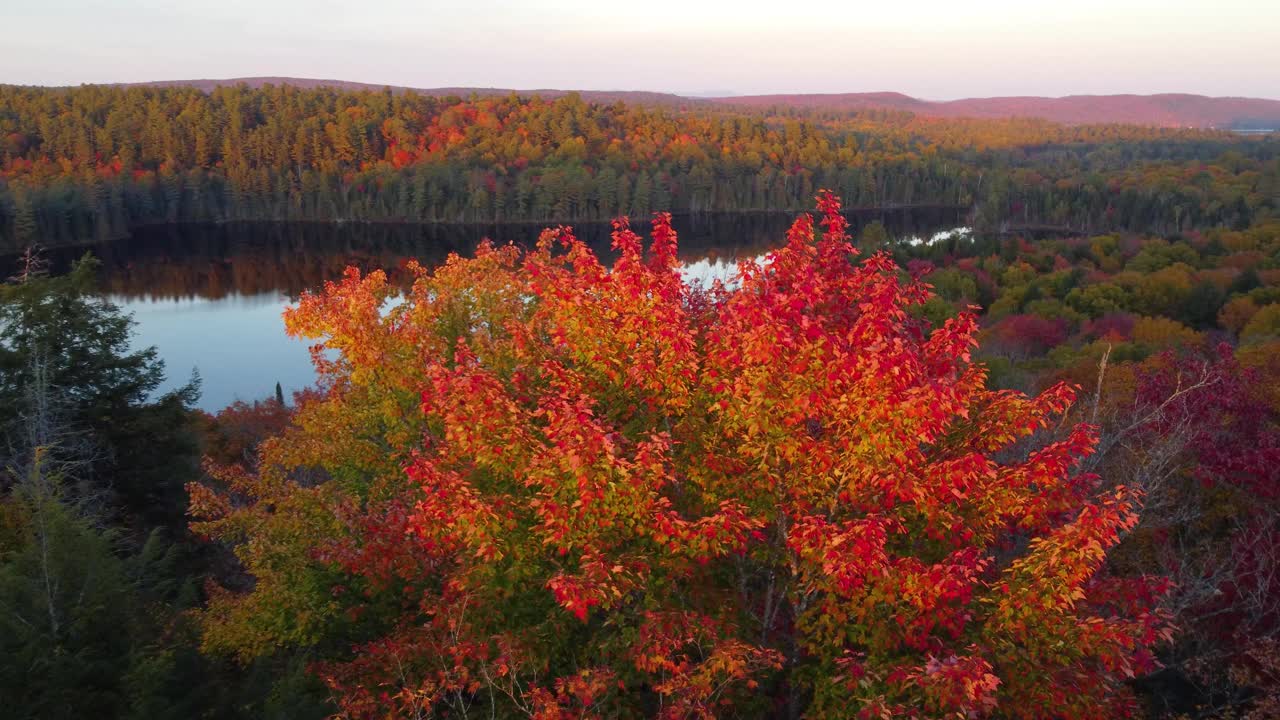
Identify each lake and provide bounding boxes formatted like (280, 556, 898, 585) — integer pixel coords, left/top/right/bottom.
(4, 209, 965, 410)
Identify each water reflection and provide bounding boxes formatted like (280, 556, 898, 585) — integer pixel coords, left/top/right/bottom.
(122, 293, 306, 411)
(904, 226, 974, 247)
(3, 208, 964, 410)
(681, 254, 769, 288)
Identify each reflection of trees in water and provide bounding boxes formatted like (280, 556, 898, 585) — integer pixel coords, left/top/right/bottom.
(12, 209, 963, 300)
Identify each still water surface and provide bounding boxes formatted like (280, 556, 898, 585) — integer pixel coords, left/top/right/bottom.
(11, 209, 964, 410)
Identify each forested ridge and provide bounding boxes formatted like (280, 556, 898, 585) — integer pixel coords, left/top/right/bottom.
(1, 83, 1277, 251)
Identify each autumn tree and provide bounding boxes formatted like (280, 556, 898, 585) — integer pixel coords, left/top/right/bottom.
(1082, 345, 1280, 717)
(190, 193, 1170, 719)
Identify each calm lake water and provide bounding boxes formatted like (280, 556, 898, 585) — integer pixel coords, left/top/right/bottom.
(8, 209, 965, 410)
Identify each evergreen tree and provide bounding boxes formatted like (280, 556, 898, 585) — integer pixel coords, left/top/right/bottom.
(0, 254, 199, 529)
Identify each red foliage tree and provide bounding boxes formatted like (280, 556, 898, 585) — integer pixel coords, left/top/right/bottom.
(190, 193, 1170, 718)
(986, 314, 1071, 358)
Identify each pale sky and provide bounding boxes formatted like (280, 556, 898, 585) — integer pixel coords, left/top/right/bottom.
(2, 0, 1277, 99)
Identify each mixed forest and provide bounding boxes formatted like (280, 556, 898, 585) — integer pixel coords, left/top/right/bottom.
(1, 82, 1280, 719)
(0, 84, 1276, 251)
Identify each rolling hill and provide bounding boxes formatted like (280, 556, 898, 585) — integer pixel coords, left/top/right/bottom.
(712, 92, 1280, 128)
(126, 77, 694, 107)
(112, 77, 1280, 129)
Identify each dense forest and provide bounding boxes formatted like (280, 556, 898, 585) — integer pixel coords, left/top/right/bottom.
(0, 84, 1277, 251)
(3, 82, 1280, 718)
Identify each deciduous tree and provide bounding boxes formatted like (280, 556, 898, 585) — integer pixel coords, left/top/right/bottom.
(191, 194, 1171, 718)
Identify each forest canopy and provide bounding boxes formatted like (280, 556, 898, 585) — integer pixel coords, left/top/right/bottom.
(0, 83, 1276, 250)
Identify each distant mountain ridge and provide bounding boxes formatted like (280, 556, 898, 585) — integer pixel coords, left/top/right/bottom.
(714, 91, 1280, 129)
(111, 77, 1280, 129)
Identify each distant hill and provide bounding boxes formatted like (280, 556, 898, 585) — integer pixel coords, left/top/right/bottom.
(124, 77, 695, 107)
(115, 77, 1280, 129)
(712, 92, 1280, 129)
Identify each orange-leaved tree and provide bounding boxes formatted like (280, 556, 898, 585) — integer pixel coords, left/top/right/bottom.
(189, 192, 1170, 719)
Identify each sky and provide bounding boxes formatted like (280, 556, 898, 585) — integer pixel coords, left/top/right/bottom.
(2, 0, 1278, 99)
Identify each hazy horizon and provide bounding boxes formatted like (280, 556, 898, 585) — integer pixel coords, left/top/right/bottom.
(3, 0, 1279, 100)
(11, 76, 1280, 103)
